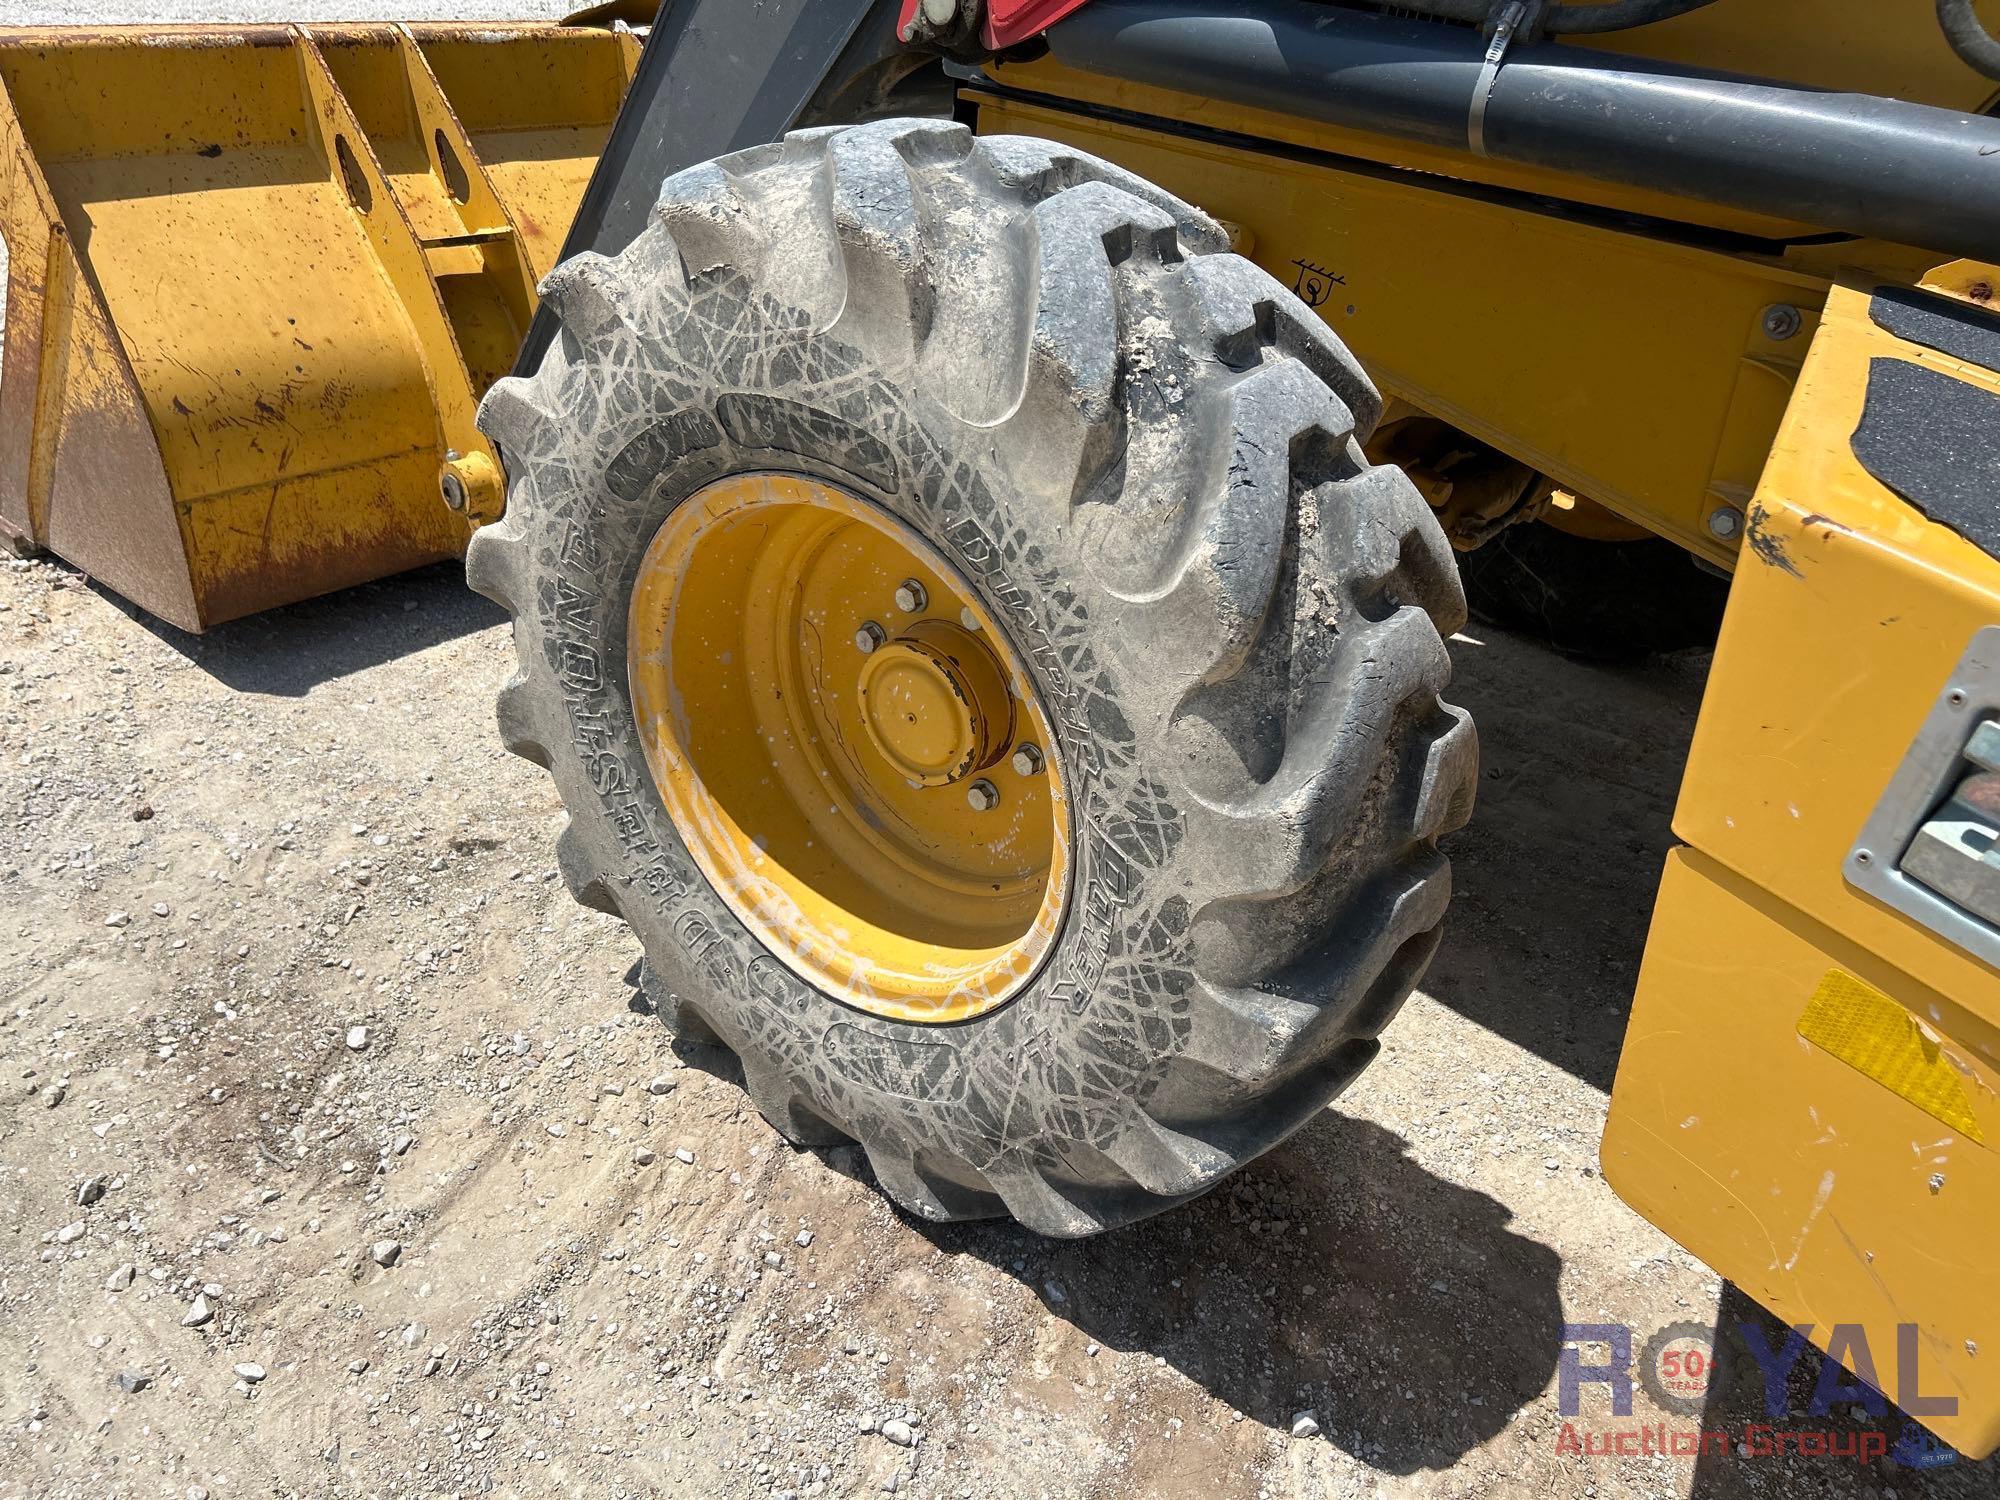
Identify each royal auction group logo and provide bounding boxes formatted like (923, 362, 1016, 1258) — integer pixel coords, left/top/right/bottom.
(1556, 1321, 1961, 1469)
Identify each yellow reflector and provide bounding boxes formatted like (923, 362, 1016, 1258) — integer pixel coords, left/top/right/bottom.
(1798, 969, 1986, 1144)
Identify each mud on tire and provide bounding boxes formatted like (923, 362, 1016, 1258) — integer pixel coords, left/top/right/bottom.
(467, 120, 1477, 1235)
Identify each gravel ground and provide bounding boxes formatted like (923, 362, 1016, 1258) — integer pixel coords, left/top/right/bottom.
(5, 555, 1992, 1500)
(1, 8, 1996, 1500)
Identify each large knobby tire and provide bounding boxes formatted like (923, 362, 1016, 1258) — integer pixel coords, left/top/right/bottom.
(467, 120, 1477, 1235)
(1458, 521, 1729, 661)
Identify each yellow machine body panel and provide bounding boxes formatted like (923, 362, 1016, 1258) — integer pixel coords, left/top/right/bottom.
(967, 89, 1824, 570)
(1559, 0, 2000, 110)
(1603, 280, 2000, 1458)
(0, 23, 637, 630)
(979, 0, 1995, 567)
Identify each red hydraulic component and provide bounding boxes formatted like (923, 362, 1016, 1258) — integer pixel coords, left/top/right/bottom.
(897, 0, 1097, 50)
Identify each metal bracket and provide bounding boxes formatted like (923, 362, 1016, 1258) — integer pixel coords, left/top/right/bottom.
(1848, 625, 2000, 973)
(1469, 0, 1543, 157)
(511, 0, 890, 380)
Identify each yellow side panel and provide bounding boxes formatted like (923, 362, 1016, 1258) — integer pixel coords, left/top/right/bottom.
(1608, 851, 1999, 1454)
(1606, 280, 2000, 1457)
(1676, 291, 2000, 1013)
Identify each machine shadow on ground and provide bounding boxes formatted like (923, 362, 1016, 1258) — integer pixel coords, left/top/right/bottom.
(98, 559, 502, 695)
(1424, 625, 1712, 1093)
(923, 1115, 1562, 1475)
(1684, 1283, 1995, 1499)
(648, 959, 1565, 1479)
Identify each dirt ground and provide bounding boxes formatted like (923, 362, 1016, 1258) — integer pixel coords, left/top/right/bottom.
(1, 549, 1992, 1500)
(3, 6, 1997, 1498)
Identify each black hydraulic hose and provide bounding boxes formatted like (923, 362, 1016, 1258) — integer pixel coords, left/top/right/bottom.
(1353, 0, 1722, 33)
(1367, 1, 1504, 21)
(1543, 0, 1719, 32)
(1045, 0, 2000, 264)
(1937, 0, 2000, 81)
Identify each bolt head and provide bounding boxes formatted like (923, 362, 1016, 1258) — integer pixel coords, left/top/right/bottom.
(1760, 303, 1802, 341)
(966, 778, 1000, 812)
(893, 579, 928, 614)
(1010, 742, 1044, 777)
(1706, 506, 1743, 541)
(854, 621, 886, 654)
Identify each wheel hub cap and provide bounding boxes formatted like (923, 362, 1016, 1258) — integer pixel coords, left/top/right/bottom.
(857, 619, 1014, 788)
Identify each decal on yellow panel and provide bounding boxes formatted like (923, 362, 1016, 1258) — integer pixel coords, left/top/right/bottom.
(1798, 969, 1988, 1145)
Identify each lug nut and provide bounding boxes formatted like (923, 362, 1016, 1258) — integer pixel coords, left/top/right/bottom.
(1705, 506, 1744, 542)
(893, 578, 928, 614)
(966, 778, 1000, 812)
(854, 621, 886, 654)
(1010, 742, 1045, 777)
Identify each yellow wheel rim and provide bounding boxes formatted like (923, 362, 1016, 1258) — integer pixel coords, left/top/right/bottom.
(627, 473, 1070, 1024)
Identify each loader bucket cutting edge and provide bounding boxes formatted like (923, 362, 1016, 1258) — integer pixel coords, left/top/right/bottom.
(0, 22, 639, 631)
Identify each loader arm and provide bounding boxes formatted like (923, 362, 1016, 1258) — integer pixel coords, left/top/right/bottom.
(508, 0, 904, 379)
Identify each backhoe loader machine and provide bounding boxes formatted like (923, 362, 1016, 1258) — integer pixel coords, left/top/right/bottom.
(5, 0, 1998, 1460)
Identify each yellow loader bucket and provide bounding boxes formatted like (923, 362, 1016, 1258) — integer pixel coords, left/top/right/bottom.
(0, 23, 637, 631)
